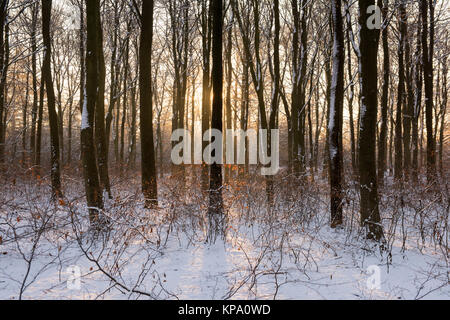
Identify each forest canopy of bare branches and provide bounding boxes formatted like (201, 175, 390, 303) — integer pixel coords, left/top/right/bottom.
(0, 0, 448, 301)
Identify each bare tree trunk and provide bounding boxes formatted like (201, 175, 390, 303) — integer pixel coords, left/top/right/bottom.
(208, 0, 224, 243)
(140, 0, 158, 208)
(0, 0, 8, 165)
(22, 67, 30, 165)
(421, 0, 436, 183)
(358, 0, 384, 241)
(404, 30, 414, 179)
(120, 18, 131, 166)
(438, 44, 447, 174)
(395, 0, 406, 181)
(82, 0, 103, 223)
(105, 1, 120, 158)
(128, 71, 137, 170)
(67, 100, 73, 164)
(323, 38, 332, 179)
(412, 22, 423, 182)
(200, 0, 212, 191)
(378, 0, 389, 187)
(94, 2, 111, 198)
(291, 0, 308, 177)
(224, 11, 233, 182)
(267, 0, 281, 205)
(42, 0, 62, 198)
(30, 2, 38, 167)
(329, 0, 344, 228)
(35, 79, 44, 170)
(241, 58, 249, 174)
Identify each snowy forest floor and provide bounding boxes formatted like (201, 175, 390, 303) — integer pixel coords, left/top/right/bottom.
(0, 165, 448, 300)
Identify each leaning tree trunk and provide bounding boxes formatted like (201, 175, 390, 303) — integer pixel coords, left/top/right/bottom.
(42, 0, 62, 198)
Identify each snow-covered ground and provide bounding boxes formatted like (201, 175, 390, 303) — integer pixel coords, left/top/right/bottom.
(0, 172, 448, 300)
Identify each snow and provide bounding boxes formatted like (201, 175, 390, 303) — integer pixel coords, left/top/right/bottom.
(0, 174, 448, 300)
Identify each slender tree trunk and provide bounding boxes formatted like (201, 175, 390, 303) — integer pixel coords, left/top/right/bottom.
(346, 26, 357, 175)
(241, 58, 249, 173)
(201, 0, 212, 191)
(82, 0, 103, 223)
(67, 101, 72, 164)
(42, 0, 62, 198)
(266, 0, 281, 205)
(421, 0, 436, 183)
(0, 0, 8, 165)
(78, 0, 85, 125)
(378, 0, 389, 187)
(404, 32, 414, 179)
(395, 1, 406, 181)
(412, 31, 423, 182)
(105, 1, 119, 157)
(291, 0, 308, 177)
(22, 68, 30, 164)
(323, 40, 332, 179)
(30, 2, 38, 166)
(438, 45, 447, 175)
(224, 12, 233, 182)
(94, 2, 111, 198)
(329, 0, 345, 228)
(120, 20, 130, 166)
(208, 0, 224, 243)
(140, 0, 158, 208)
(35, 79, 44, 170)
(128, 73, 137, 169)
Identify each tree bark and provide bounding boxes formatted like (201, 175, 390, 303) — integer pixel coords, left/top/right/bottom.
(358, 0, 384, 241)
(395, 0, 406, 181)
(0, 0, 8, 164)
(378, 0, 389, 187)
(329, 0, 344, 228)
(208, 0, 225, 242)
(94, 1, 111, 198)
(200, 0, 212, 191)
(421, 0, 436, 183)
(140, 0, 158, 208)
(82, 0, 104, 222)
(42, 0, 62, 198)
(29, 2, 38, 166)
